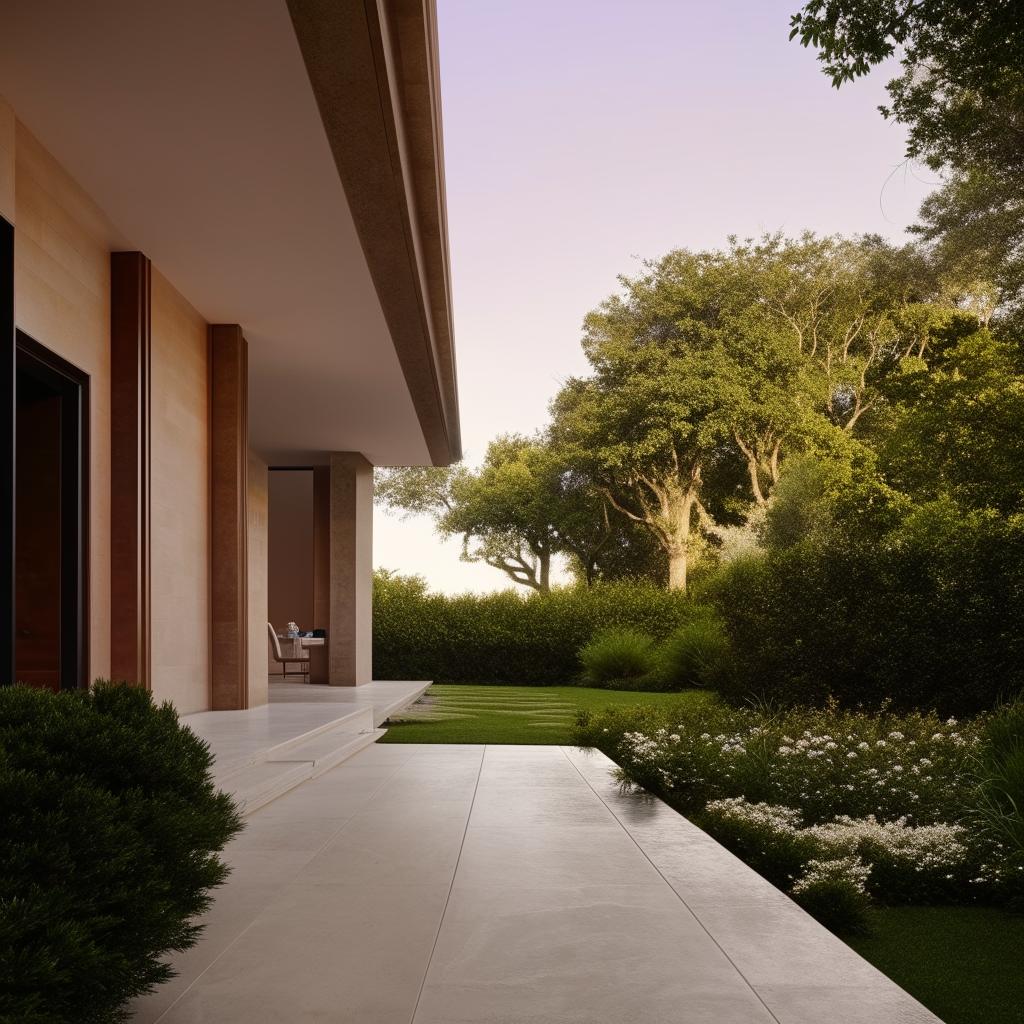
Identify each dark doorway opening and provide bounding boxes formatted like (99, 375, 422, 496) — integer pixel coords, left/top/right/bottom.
(12, 333, 89, 690)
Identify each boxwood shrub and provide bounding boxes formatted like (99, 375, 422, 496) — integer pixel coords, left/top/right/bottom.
(0, 683, 243, 1023)
(373, 572, 692, 684)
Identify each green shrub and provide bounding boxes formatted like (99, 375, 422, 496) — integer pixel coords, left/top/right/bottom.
(656, 607, 733, 689)
(703, 503, 1024, 715)
(578, 628, 658, 688)
(973, 698, 1024, 901)
(373, 572, 693, 683)
(791, 858, 873, 935)
(0, 683, 243, 1023)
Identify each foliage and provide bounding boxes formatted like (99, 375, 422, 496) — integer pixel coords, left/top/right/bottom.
(789, 1, 1024, 181)
(791, 1, 1024, 314)
(790, 857, 873, 934)
(705, 500, 1024, 715)
(0, 683, 243, 1024)
(972, 698, 1024, 893)
(876, 329, 1024, 516)
(578, 628, 659, 689)
(575, 699, 1020, 918)
(377, 435, 613, 592)
(373, 571, 693, 684)
(551, 233, 953, 590)
(655, 607, 733, 690)
(702, 798, 988, 906)
(582, 701, 980, 825)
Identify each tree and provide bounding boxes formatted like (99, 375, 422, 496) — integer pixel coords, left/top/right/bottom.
(877, 325, 1024, 516)
(790, 1, 1024, 180)
(791, 0, 1024, 312)
(376, 435, 614, 591)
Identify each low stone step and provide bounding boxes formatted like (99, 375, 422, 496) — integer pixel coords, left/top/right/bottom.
(265, 706, 375, 760)
(220, 760, 315, 815)
(270, 725, 382, 779)
(216, 722, 387, 815)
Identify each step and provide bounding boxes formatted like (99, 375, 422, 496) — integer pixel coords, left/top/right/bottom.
(221, 760, 315, 815)
(210, 706, 375, 787)
(265, 706, 375, 760)
(374, 683, 431, 726)
(216, 719, 386, 815)
(271, 724, 382, 779)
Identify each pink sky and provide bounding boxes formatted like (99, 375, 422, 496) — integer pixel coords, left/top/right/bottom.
(374, 0, 937, 593)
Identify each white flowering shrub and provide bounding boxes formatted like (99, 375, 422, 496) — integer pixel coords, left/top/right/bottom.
(702, 797, 995, 902)
(600, 702, 980, 826)
(573, 699, 1022, 909)
(790, 857, 873, 933)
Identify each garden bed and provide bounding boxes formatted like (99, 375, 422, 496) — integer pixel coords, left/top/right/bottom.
(573, 697, 1024, 1024)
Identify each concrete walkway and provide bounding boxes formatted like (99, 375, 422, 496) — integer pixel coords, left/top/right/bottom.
(131, 743, 941, 1024)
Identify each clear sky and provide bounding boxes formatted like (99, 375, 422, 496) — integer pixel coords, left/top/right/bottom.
(373, 0, 937, 594)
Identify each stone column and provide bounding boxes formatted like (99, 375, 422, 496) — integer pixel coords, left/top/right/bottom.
(312, 453, 373, 686)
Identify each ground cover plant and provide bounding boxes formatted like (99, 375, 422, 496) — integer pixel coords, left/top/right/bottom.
(379, 684, 709, 745)
(0, 683, 243, 1024)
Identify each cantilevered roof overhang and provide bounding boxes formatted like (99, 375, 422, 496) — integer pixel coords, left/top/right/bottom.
(0, 0, 460, 467)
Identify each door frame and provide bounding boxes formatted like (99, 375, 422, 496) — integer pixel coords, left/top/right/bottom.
(0, 215, 90, 689)
(15, 331, 90, 690)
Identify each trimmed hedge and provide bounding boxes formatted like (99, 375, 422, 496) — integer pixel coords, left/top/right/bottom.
(0, 683, 243, 1023)
(704, 506, 1024, 716)
(373, 574, 691, 683)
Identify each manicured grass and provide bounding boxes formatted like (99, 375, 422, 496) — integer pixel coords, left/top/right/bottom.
(847, 907, 1024, 1024)
(379, 684, 710, 744)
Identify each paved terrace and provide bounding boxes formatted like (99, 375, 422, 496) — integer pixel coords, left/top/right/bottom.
(132, 738, 941, 1023)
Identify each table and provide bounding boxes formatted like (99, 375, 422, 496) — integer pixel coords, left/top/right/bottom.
(277, 636, 327, 683)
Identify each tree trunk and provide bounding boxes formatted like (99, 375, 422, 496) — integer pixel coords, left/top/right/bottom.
(538, 550, 551, 592)
(667, 547, 687, 592)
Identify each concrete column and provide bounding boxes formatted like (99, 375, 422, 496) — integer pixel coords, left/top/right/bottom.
(311, 453, 372, 686)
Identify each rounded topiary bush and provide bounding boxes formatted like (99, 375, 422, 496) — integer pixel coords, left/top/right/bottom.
(657, 607, 734, 690)
(578, 628, 658, 688)
(0, 682, 244, 1024)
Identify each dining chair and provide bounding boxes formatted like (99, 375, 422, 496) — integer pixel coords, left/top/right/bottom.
(267, 622, 310, 681)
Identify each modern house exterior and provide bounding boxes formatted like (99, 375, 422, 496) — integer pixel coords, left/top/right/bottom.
(0, 0, 459, 713)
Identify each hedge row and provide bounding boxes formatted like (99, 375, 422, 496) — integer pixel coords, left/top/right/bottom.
(705, 508, 1024, 716)
(372, 574, 691, 684)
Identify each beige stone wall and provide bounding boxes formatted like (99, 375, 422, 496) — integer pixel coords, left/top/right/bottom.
(247, 453, 269, 706)
(149, 269, 210, 712)
(14, 120, 116, 683)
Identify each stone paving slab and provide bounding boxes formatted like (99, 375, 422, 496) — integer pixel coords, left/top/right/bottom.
(131, 743, 942, 1024)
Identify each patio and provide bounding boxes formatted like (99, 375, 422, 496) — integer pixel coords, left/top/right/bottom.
(131, 737, 941, 1023)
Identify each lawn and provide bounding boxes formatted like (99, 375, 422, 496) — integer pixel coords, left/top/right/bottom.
(847, 907, 1024, 1024)
(379, 684, 709, 744)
